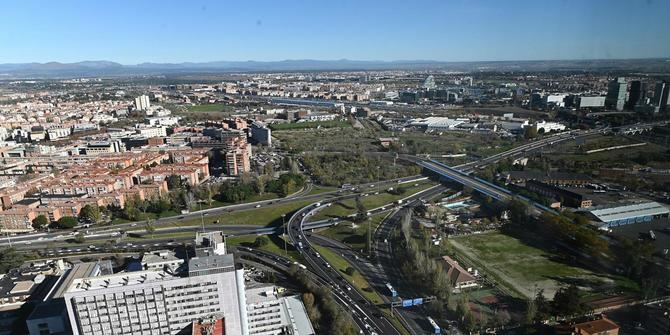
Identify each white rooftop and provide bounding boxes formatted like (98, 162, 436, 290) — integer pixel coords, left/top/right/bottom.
(408, 117, 464, 129)
(589, 201, 669, 223)
(67, 269, 174, 293)
(246, 286, 315, 335)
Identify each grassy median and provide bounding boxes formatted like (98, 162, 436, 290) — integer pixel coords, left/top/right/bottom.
(174, 200, 313, 227)
(317, 213, 388, 252)
(312, 244, 384, 305)
(311, 182, 435, 221)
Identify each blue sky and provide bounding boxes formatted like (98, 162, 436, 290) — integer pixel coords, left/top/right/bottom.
(1, 0, 668, 64)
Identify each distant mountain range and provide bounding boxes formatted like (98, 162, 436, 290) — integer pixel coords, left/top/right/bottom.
(1, 58, 669, 78)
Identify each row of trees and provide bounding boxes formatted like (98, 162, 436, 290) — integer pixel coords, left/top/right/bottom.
(31, 203, 104, 230)
(288, 265, 358, 335)
(396, 211, 513, 332)
(30, 169, 306, 230)
(526, 285, 586, 324)
(396, 212, 455, 320)
(505, 199, 608, 259)
(217, 173, 305, 203)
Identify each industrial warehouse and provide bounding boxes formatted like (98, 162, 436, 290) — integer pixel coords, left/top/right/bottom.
(588, 201, 670, 228)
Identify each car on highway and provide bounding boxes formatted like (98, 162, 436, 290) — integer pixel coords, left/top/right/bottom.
(255, 204, 261, 208)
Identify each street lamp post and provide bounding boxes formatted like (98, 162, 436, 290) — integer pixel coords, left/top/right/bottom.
(368, 167, 380, 256)
(198, 200, 205, 233)
(282, 214, 287, 256)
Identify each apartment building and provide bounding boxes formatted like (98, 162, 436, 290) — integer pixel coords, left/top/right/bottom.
(136, 126, 167, 138)
(223, 136, 251, 176)
(64, 253, 246, 335)
(246, 286, 315, 335)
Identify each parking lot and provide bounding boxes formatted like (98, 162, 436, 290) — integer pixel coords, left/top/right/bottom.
(609, 218, 670, 256)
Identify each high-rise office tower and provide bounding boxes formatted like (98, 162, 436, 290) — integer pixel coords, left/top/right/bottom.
(605, 77, 627, 111)
(653, 81, 669, 113)
(423, 75, 437, 90)
(626, 80, 646, 110)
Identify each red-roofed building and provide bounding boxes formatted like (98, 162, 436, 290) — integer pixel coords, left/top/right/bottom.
(192, 318, 225, 335)
(573, 317, 620, 335)
(441, 256, 478, 291)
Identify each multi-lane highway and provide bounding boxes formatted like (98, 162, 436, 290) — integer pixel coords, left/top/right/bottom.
(286, 185, 449, 335)
(288, 203, 398, 334)
(0, 175, 428, 251)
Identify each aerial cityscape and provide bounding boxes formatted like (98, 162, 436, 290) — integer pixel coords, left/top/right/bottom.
(0, 1, 669, 335)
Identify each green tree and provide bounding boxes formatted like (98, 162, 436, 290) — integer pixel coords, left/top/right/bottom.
(0, 248, 25, 274)
(344, 267, 356, 276)
(553, 284, 583, 317)
(253, 236, 269, 248)
(255, 175, 267, 195)
(354, 196, 367, 223)
(525, 298, 537, 325)
(145, 220, 156, 239)
(79, 204, 101, 223)
(263, 163, 274, 177)
(281, 178, 297, 197)
(534, 289, 550, 321)
(524, 126, 538, 139)
(56, 216, 78, 229)
(74, 233, 86, 244)
(165, 175, 183, 190)
(32, 215, 49, 230)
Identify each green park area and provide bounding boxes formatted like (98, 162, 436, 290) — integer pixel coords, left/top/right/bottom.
(174, 200, 313, 227)
(227, 235, 302, 262)
(273, 127, 385, 153)
(312, 244, 384, 305)
(317, 213, 388, 252)
(547, 134, 667, 165)
(188, 193, 279, 211)
(310, 182, 436, 221)
(305, 185, 339, 196)
(447, 232, 638, 299)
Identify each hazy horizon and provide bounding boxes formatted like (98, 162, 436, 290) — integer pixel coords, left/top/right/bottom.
(2, 56, 669, 67)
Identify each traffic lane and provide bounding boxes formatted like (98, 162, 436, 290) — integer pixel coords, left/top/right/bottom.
(83, 175, 419, 232)
(236, 248, 374, 334)
(298, 237, 394, 333)
(308, 234, 393, 302)
(375, 208, 434, 334)
(289, 205, 395, 334)
(1, 224, 273, 249)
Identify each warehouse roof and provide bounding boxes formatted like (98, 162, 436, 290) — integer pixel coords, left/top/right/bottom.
(589, 201, 669, 222)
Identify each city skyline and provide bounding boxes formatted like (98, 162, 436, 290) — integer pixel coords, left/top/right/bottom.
(1, 0, 669, 64)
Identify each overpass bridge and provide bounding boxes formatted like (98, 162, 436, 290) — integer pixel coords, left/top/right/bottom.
(418, 159, 557, 215)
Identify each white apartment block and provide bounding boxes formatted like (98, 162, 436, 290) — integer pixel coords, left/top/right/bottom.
(136, 126, 167, 138)
(64, 254, 247, 335)
(135, 95, 151, 111)
(46, 127, 72, 141)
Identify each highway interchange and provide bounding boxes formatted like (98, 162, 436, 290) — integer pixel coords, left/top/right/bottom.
(4, 122, 666, 334)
